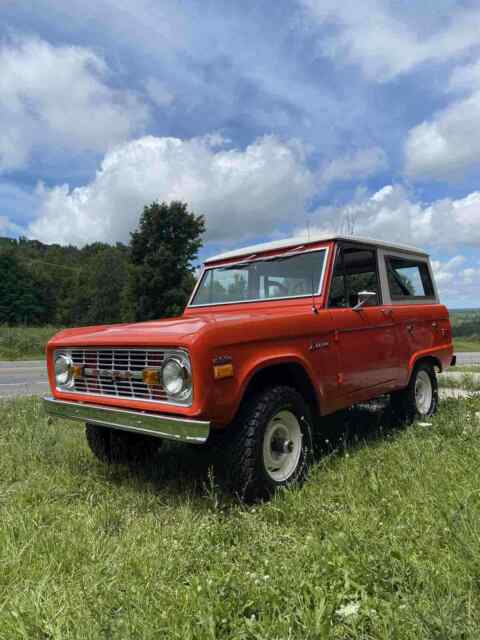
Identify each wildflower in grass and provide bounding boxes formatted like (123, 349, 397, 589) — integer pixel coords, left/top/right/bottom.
(336, 601, 360, 619)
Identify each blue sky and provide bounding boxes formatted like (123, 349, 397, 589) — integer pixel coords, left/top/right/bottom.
(0, 0, 479, 307)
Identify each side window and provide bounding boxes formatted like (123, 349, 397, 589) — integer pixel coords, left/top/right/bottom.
(329, 246, 381, 308)
(386, 257, 434, 299)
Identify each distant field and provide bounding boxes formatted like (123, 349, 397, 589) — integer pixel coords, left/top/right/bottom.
(0, 326, 60, 360)
(2, 396, 480, 637)
(454, 339, 480, 352)
(450, 309, 480, 350)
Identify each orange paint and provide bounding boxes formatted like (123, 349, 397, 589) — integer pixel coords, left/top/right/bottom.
(45, 237, 454, 428)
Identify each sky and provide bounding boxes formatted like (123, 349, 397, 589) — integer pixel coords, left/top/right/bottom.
(0, 0, 479, 308)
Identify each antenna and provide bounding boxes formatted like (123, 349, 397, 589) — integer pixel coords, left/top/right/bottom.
(306, 219, 318, 314)
(338, 209, 356, 235)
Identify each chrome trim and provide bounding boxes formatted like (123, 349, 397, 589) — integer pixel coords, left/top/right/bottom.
(161, 355, 192, 401)
(43, 396, 210, 444)
(188, 246, 329, 308)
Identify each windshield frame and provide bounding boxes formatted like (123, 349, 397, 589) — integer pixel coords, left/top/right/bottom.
(188, 246, 330, 308)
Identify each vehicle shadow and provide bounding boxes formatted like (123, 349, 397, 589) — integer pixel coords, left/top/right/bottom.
(111, 396, 408, 502)
(313, 396, 407, 456)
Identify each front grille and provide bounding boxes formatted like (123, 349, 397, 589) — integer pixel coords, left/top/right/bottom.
(55, 348, 191, 406)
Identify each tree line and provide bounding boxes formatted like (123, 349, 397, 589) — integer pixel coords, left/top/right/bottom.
(0, 202, 205, 326)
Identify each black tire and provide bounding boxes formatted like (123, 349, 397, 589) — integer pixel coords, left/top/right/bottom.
(391, 361, 438, 424)
(85, 424, 161, 466)
(221, 385, 314, 502)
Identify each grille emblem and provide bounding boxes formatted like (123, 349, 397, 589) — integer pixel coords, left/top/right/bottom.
(83, 367, 142, 381)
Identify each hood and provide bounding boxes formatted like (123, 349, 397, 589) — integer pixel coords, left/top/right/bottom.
(48, 315, 214, 349)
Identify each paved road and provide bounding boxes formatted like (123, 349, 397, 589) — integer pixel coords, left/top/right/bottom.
(0, 361, 48, 398)
(0, 352, 479, 399)
(456, 353, 480, 366)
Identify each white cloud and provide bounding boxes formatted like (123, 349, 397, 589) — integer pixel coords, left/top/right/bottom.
(318, 147, 387, 189)
(0, 37, 149, 171)
(431, 256, 480, 306)
(28, 135, 314, 246)
(405, 58, 480, 179)
(301, 0, 480, 82)
(303, 185, 480, 248)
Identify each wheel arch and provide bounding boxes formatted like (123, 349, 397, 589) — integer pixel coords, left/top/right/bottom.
(237, 359, 321, 419)
(407, 353, 442, 384)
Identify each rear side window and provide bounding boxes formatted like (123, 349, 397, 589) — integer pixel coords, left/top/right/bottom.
(386, 256, 434, 299)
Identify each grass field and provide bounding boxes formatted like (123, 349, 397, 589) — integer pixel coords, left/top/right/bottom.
(437, 373, 480, 393)
(453, 338, 480, 352)
(2, 396, 480, 638)
(455, 365, 480, 373)
(0, 326, 60, 360)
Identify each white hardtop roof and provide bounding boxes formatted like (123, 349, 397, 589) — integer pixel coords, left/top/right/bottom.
(205, 233, 428, 264)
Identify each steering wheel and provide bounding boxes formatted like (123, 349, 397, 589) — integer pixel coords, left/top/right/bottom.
(292, 281, 308, 295)
(271, 282, 289, 297)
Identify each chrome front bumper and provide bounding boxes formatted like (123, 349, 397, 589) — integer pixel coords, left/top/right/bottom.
(43, 396, 210, 444)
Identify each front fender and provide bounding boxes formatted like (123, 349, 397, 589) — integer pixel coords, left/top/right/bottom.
(208, 352, 323, 427)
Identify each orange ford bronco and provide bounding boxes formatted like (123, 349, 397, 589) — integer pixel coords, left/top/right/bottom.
(44, 234, 454, 500)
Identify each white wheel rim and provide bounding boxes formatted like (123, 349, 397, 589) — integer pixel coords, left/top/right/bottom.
(262, 410, 302, 482)
(415, 370, 433, 415)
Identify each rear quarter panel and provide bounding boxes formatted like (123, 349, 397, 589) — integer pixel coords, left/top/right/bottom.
(392, 304, 453, 385)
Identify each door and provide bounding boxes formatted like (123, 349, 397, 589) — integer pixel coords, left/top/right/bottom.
(328, 244, 400, 398)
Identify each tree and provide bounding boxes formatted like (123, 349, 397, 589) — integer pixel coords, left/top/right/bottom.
(0, 254, 48, 324)
(84, 248, 130, 325)
(128, 201, 205, 320)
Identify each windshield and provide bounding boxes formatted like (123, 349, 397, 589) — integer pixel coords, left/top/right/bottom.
(190, 249, 327, 306)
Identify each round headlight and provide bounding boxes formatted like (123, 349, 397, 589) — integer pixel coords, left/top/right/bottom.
(55, 354, 73, 387)
(161, 356, 191, 399)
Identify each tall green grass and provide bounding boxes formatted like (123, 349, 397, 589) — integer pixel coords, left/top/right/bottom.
(0, 326, 60, 360)
(1, 396, 480, 638)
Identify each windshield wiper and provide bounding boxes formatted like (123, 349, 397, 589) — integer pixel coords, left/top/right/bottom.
(217, 246, 307, 270)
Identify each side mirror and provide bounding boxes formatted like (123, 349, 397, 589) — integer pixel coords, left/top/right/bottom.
(353, 290, 377, 311)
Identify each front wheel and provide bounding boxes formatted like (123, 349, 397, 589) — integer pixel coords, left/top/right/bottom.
(222, 385, 314, 502)
(391, 362, 438, 423)
(85, 424, 161, 465)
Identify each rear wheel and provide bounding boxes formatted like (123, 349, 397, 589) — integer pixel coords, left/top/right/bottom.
(222, 385, 314, 502)
(85, 424, 161, 465)
(391, 362, 438, 423)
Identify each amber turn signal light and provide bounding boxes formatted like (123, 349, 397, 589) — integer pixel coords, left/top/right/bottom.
(72, 365, 84, 378)
(143, 369, 160, 385)
(213, 363, 234, 380)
